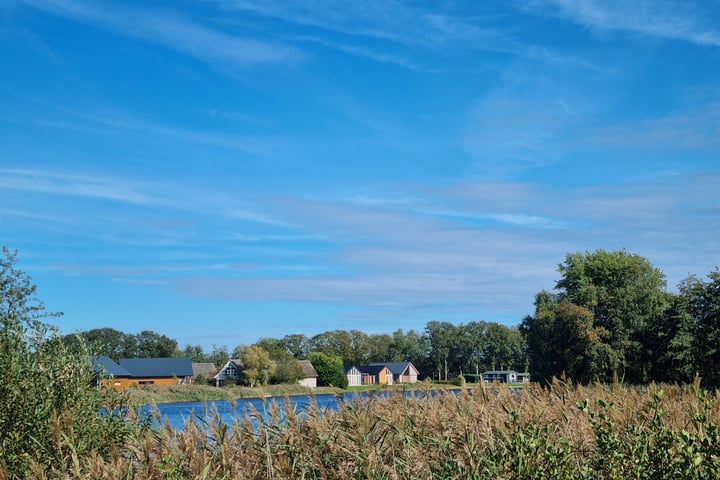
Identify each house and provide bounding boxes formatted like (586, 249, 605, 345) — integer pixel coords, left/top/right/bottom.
(119, 357, 194, 386)
(370, 362, 419, 384)
(358, 364, 393, 385)
(192, 362, 219, 383)
(518, 372, 531, 383)
(93, 355, 133, 390)
(345, 365, 362, 387)
(214, 359, 243, 386)
(482, 370, 518, 383)
(298, 360, 318, 388)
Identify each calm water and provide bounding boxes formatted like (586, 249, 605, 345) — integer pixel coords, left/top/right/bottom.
(138, 390, 397, 430)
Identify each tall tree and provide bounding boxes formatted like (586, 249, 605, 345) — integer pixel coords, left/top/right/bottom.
(523, 249, 668, 383)
(687, 270, 720, 386)
(308, 330, 354, 363)
(281, 333, 309, 359)
(135, 330, 178, 358)
(556, 249, 668, 382)
(76, 327, 136, 360)
(181, 344, 207, 363)
(424, 321, 457, 380)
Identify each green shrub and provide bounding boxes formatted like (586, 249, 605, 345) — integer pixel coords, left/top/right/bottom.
(0, 247, 133, 479)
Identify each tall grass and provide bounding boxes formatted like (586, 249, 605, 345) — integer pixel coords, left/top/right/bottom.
(11, 378, 720, 479)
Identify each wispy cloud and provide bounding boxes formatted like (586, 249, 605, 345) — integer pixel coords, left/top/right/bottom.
(174, 170, 717, 317)
(529, 0, 720, 47)
(17, 0, 303, 68)
(461, 96, 581, 174)
(214, 0, 525, 61)
(0, 169, 288, 227)
(583, 100, 720, 151)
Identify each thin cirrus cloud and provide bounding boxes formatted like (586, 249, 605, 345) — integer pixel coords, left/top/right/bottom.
(0, 169, 287, 227)
(215, 0, 523, 55)
(531, 0, 720, 47)
(16, 0, 304, 68)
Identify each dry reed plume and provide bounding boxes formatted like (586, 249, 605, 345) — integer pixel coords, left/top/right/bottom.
(13, 378, 720, 479)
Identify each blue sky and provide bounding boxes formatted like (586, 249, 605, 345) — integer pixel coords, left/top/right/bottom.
(2, 0, 719, 351)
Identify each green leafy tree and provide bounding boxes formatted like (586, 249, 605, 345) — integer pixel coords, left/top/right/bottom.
(424, 321, 457, 380)
(522, 249, 669, 383)
(64, 327, 137, 361)
(390, 328, 430, 372)
(281, 333, 309, 359)
(309, 330, 354, 364)
(254, 337, 304, 384)
(272, 358, 305, 384)
(0, 247, 130, 478)
(686, 270, 720, 386)
(135, 329, 178, 358)
(309, 351, 348, 388)
(209, 344, 230, 367)
(238, 345, 275, 387)
(182, 343, 207, 363)
(365, 332, 394, 363)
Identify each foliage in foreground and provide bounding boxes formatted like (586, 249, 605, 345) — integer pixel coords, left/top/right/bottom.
(10, 378, 720, 479)
(0, 248, 134, 479)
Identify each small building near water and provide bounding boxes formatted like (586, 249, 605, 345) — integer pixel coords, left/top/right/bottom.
(298, 360, 318, 388)
(94, 356, 194, 390)
(482, 370, 518, 383)
(119, 357, 194, 386)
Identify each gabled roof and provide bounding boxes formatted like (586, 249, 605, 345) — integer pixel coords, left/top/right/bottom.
(119, 357, 193, 378)
(358, 364, 388, 375)
(369, 361, 417, 375)
(93, 355, 132, 377)
(298, 360, 318, 378)
(214, 359, 242, 379)
(345, 365, 361, 374)
(192, 362, 219, 377)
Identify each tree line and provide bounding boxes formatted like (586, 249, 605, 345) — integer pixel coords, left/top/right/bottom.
(521, 249, 720, 386)
(66, 320, 527, 386)
(57, 248, 720, 388)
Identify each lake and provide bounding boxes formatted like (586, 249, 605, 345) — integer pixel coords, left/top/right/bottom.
(138, 390, 398, 430)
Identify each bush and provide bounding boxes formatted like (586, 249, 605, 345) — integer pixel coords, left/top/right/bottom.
(0, 247, 132, 479)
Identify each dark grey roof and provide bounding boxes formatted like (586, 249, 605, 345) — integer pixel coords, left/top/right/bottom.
(369, 361, 416, 375)
(119, 357, 193, 377)
(358, 365, 388, 375)
(93, 355, 132, 377)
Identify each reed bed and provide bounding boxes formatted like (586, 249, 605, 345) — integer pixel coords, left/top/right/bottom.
(14, 378, 720, 479)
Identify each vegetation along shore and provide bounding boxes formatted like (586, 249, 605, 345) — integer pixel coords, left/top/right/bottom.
(3, 245, 720, 479)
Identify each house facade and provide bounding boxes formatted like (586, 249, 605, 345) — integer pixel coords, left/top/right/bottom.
(345, 366, 362, 387)
(346, 361, 420, 386)
(482, 370, 518, 383)
(214, 359, 243, 386)
(359, 365, 392, 385)
(298, 360, 318, 388)
(93, 355, 133, 390)
(370, 362, 419, 384)
(118, 357, 194, 386)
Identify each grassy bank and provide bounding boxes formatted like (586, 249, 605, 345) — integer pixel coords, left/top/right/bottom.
(125, 383, 341, 405)
(13, 378, 720, 479)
